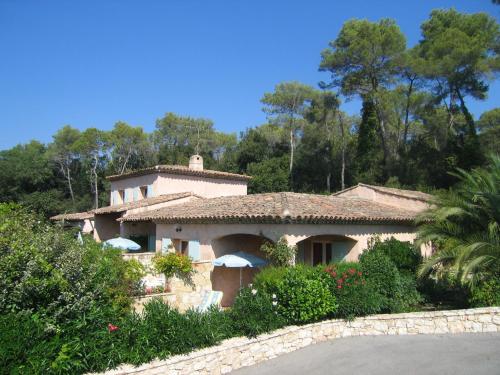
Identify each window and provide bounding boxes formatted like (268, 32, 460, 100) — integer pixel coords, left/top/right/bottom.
(140, 186, 148, 199)
(180, 241, 189, 256)
(311, 242, 334, 265)
(118, 190, 125, 203)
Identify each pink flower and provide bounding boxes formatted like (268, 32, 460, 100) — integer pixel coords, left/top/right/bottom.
(108, 323, 119, 332)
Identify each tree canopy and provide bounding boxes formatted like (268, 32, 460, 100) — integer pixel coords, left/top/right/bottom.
(0, 8, 499, 216)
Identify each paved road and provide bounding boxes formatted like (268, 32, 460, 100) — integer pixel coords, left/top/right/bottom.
(231, 333, 500, 375)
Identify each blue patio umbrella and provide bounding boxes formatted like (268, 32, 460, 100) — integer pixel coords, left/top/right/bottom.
(212, 251, 268, 288)
(103, 237, 141, 251)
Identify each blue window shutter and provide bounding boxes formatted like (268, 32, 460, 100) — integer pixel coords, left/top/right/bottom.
(147, 184, 154, 197)
(332, 242, 350, 262)
(133, 188, 139, 201)
(161, 238, 172, 253)
(124, 190, 130, 203)
(188, 240, 201, 261)
(148, 235, 156, 252)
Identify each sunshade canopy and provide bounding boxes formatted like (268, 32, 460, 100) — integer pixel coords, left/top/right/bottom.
(103, 237, 141, 251)
(212, 251, 268, 268)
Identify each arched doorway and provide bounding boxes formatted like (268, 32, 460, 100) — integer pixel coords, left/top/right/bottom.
(211, 234, 272, 306)
(296, 235, 357, 266)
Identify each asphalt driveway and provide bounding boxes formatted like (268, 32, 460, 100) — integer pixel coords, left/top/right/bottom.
(231, 333, 500, 375)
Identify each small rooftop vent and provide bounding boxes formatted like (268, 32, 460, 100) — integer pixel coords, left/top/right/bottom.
(189, 154, 204, 171)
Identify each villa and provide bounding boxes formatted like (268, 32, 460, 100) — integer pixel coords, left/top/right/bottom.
(52, 155, 433, 307)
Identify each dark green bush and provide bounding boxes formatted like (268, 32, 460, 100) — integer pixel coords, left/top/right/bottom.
(253, 266, 288, 290)
(469, 275, 500, 307)
(369, 237, 422, 273)
(254, 265, 337, 324)
(0, 299, 234, 375)
(230, 287, 285, 337)
(359, 249, 421, 312)
(323, 262, 382, 319)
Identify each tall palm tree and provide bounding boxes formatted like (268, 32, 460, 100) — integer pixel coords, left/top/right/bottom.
(417, 154, 500, 288)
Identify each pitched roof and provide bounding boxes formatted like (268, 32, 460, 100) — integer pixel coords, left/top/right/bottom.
(93, 192, 197, 214)
(50, 211, 95, 221)
(106, 165, 251, 182)
(121, 192, 418, 224)
(333, 183, 433, 202)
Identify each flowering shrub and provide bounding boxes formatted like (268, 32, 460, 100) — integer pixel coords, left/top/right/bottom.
(230, 287, 285, 337)
(324, 262, 382, 319)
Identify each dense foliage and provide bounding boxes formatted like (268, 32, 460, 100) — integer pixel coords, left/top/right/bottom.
(152, 252, 194, 281)
(1, 9, 499, 216)
(254, 265, 337, 324)
(368, 237, 423, 274)
(324, 263, 382, 319)
(259, 237, 297, 267)
(229, 287, 285, 337)
(2, 222, 497, 374)
(0, 204, 142, 321)
(417, 155, 500, 305)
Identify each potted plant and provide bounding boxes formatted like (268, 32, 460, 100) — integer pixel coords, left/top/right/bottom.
(152, 252, 194, 292)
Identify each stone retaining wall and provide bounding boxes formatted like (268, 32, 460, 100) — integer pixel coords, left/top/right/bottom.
(98, 307, 500, 375)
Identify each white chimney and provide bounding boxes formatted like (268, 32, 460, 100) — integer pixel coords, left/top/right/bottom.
(189, 154, 204, 170)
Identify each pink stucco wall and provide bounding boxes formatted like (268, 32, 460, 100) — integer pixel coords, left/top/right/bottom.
(154, 222, 427, 261)
(109, 172, 247, 204)
(94, 213, 121, 242)
(155, 173, 247, 198)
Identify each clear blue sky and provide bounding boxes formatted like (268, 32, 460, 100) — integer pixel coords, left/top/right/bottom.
(0, 0, 498, 150)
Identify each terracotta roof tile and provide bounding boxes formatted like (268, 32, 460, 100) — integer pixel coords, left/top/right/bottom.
(333, 183, 433, 202)
(94, 192, 197, 214)
(50, 211, 94, 221)
(106, 165, 251, 182)
(121, 192, 418, 224)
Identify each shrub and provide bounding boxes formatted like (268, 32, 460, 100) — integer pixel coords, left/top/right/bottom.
(253, 266, 288, 290)
(368, 237, 422, 274)
(273, 266, 337, 324)
(1, 299, 235, 374)
(359, 249, 421, 312)
(230, 287, 285, 337)
(323, 262, 382, 319)
(469, 275, 500, 307)
(260, 237, 297, 267)
(0, 204, 138, 322)
(152, 253, 194, 282)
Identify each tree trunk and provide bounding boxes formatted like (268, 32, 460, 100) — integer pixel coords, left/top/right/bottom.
(403, 78, 415, 150)
(455, 89, 476, 136)
(338, 113, 346, 190)
(289, 126, 294, 191)
(120, 147, 132, 175)
(93, 154, 99, 209)
(65, 165, 75, 205)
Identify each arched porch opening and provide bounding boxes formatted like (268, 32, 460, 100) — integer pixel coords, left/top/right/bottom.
(211, 233, 272, 306)
(296, 235, 357, 266)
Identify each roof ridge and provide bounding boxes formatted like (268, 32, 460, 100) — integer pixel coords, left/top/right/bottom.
(280, 192, 291, 218)
(106, 164, 251, 181)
